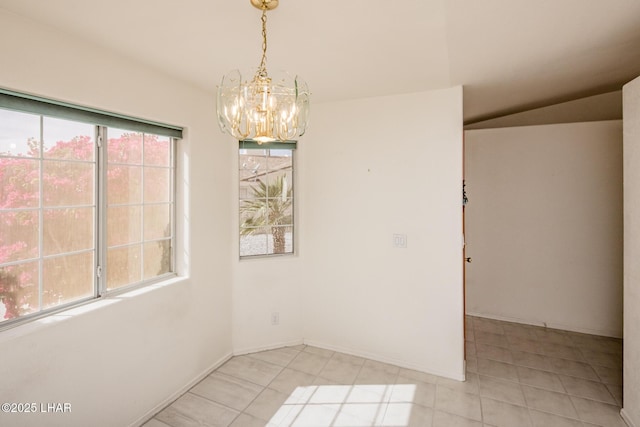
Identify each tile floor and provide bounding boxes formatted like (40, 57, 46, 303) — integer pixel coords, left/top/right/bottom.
(144, 316, 625, 427)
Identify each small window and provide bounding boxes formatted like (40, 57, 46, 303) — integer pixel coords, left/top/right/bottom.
(239, 147, 294, 257)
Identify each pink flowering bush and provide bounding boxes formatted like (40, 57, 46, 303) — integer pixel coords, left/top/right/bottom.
(0, 132, 170, 320)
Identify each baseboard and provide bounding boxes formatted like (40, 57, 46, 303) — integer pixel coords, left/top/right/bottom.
(466, 311, 622, 338)
(304, 340, 465, 382)
(130, 351, 233, 427)
(621, 408, 637, 427)
(233, 338, 305, 356)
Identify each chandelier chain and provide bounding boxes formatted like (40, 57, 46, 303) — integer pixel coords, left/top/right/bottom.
(257, 9, 269, 79)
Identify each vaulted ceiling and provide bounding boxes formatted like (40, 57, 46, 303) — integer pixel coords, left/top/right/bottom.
(1, 0, 640, 123)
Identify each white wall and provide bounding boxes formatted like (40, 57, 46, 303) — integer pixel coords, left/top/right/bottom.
(230, 88, 467, 380)
(0, 9, 234, 427)
(231, 252, 305, 353)
(299, 88, 465, 379)
(623, 75, 640, 427)
(465, 121, 623, 337)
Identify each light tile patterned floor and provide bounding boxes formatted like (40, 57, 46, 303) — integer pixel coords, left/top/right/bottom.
(144, 316, 625, 427)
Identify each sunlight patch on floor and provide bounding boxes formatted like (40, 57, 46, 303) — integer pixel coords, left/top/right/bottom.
(268, 384, 416, 426)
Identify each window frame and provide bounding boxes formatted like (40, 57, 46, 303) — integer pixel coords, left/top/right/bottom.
(239, 142, 296, 258)
(98, 127, 178, 295)
(0, 90, 182, 330)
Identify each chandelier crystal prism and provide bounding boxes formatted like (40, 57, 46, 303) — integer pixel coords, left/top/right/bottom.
(217, 0, 310, 144)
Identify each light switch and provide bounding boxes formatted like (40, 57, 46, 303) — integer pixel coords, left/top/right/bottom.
(393, 234, 407, 248)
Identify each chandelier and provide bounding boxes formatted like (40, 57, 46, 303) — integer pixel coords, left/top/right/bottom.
(217, 0, 310, 144)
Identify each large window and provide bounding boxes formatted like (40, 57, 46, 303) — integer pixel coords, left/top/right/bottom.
(0, 90, 180, 327)
(239, 146, 294, 257)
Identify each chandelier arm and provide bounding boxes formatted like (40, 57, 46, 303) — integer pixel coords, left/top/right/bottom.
(276, 122, 287, 142)
(285, 120, 297, 140)
(234, 113, 251, 140)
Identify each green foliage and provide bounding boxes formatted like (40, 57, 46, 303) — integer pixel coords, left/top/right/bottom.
(240, 175, 292, 254)
(0, 270, 22, 319)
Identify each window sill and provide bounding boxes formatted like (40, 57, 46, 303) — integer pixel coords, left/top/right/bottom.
(239, 252, 297, 261)
(0, 275, 188, 343)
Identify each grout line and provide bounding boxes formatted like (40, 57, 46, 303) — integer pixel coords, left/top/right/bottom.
(237, 347, 305, 424)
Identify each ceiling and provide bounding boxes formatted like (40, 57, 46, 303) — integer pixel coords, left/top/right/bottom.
(1, 0, 640, 123)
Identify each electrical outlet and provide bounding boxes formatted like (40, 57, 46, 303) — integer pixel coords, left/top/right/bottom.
(271, 312, 280, 325)
(393, 234, 407, 248)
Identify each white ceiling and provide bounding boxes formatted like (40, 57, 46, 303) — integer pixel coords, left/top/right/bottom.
(1, 0, 640, 123)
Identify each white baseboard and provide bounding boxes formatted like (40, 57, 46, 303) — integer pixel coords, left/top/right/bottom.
(466, 311, 622, 338)
(621, 408, 637, 427)
(130, 351, 233, 427)
(233, 338, 305, 356)
(304, 340, 465, 382)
